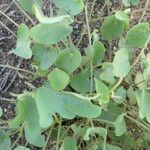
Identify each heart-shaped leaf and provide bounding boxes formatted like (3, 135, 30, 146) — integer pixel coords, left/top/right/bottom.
(11, 24, 32, 59)
(9, 95, 45, 147)
(0, 130, 11, 150)
(55, 48, 82, 74)
(33, 5, 73, 24)
(32, 44, 57, 71)
(18, 0, 42, 13)
(48, 68, 70, 91)
(136, 90, 150, 123)
(113, 48, 130, 77)
(60, 136, 77, 150)
(100, 16, 125, 40)
(15, 146, 30, 150)
(53, 0, 84, 15)
(126, 23, 150, 48)
(35, 84, 101, 128)
(95, 78, 110, 104)
(30, 23, 72, 45)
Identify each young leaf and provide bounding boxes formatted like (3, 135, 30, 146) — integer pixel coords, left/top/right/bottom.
(114, 113, 126, 136)
(83, 127, 107, 141)
(136, 90, 150, 123)
(126, 23, 150, 48)
(55, 48, 82, 74)
(9, 95, 45, 147)
(106, 144, 122, 150)
(48, 68, 70, 91)
(122, 0, 140, 6)
(113, 86, 126, 104)
(100, 16, 125, 40)
(100, 63, 116, 84)
(0, 130, 11, 150)
(60, 136, 77, 150)
(33, 5, 73, 24)
(70, 69, 92, 93)
(32, 44, 57, 71)
(35, 84, 101, 128)
(11, 24, 32, 59)
(115, 11, 129, 28)
(30, 23, 72, 45)
(15, 146, 30, 150)
(113, 48, 130, 77)
(91, 40, 106, 65)
(127, 86, 137, 105)
(95, 78, 110, 104)
(18, 0, 42, 13)
(53, 0, 84, 15)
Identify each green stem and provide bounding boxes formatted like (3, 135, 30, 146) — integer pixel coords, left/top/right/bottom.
(110, 78, 123, 93)
(56, 118, 62, 150)
(10, 125, 23, 150)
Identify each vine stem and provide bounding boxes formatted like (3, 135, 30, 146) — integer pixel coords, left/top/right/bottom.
(0, 10, 19, 27)
(110, 77, 123, 93)
(42, 124, 54, 150)
(13, 0, 36, 25)
(85, 3, 93, 94)
(131, 37, 150, 67)
(125, 115, 150, 132)
(0, 64, 35, 75)
(56, 118, 62, 150)
(10, 125, 24, 150)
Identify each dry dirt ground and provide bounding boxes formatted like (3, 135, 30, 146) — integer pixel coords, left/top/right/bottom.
(0, 0, 150, 149)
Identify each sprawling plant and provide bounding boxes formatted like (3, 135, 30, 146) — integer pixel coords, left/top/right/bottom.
(0, 0, 150, 149)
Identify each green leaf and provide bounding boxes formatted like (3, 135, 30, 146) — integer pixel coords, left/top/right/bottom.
(9, 95, 45, 147)
(114, 113, 126, 136)
(15, 146, 30, 150)
(71, 124, 88, 138)
(86, 30, 106, 65)
(100, 16, 125, 40)
(32, 44, 57, 71)
(55, 48, 81, 74)
(0, 107, 3, 117)
(122, 0, 140, 6)
(136, 90, 150, 123)
(106, 144, 121, 150)
(35, 84, 101, 128)
(126, 23, 150, 48)
(33, 5, 73, 24)
(115, 11, 129, 28)
(18, 0, 42, 13)
(53, 0, 84, 15)
(95, 78, 110, 104)
(48, 68, 70, 91)
(135, 71, 147, 89)
(113, 48, 130, 77)
(30, 23, 72, 45)
(113, 86, 126, 104)
(83, 127, 107, 141)
(70, 69, 92, 93)
(11, 24, 32, 59)
(100, 63, 116, 84)
(60, 136, 77, 150)
(127, 86, 137, 105)
(0, 130, 11, 150)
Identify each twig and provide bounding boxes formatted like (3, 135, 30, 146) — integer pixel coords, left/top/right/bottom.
(56, 118, 62, 150)
(0, 20, 17, 37)
(0, 10, 19, 27)
(0, 64, 35, 75)
(13, 0, 36, 25)
(126, 115, 150, 132)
